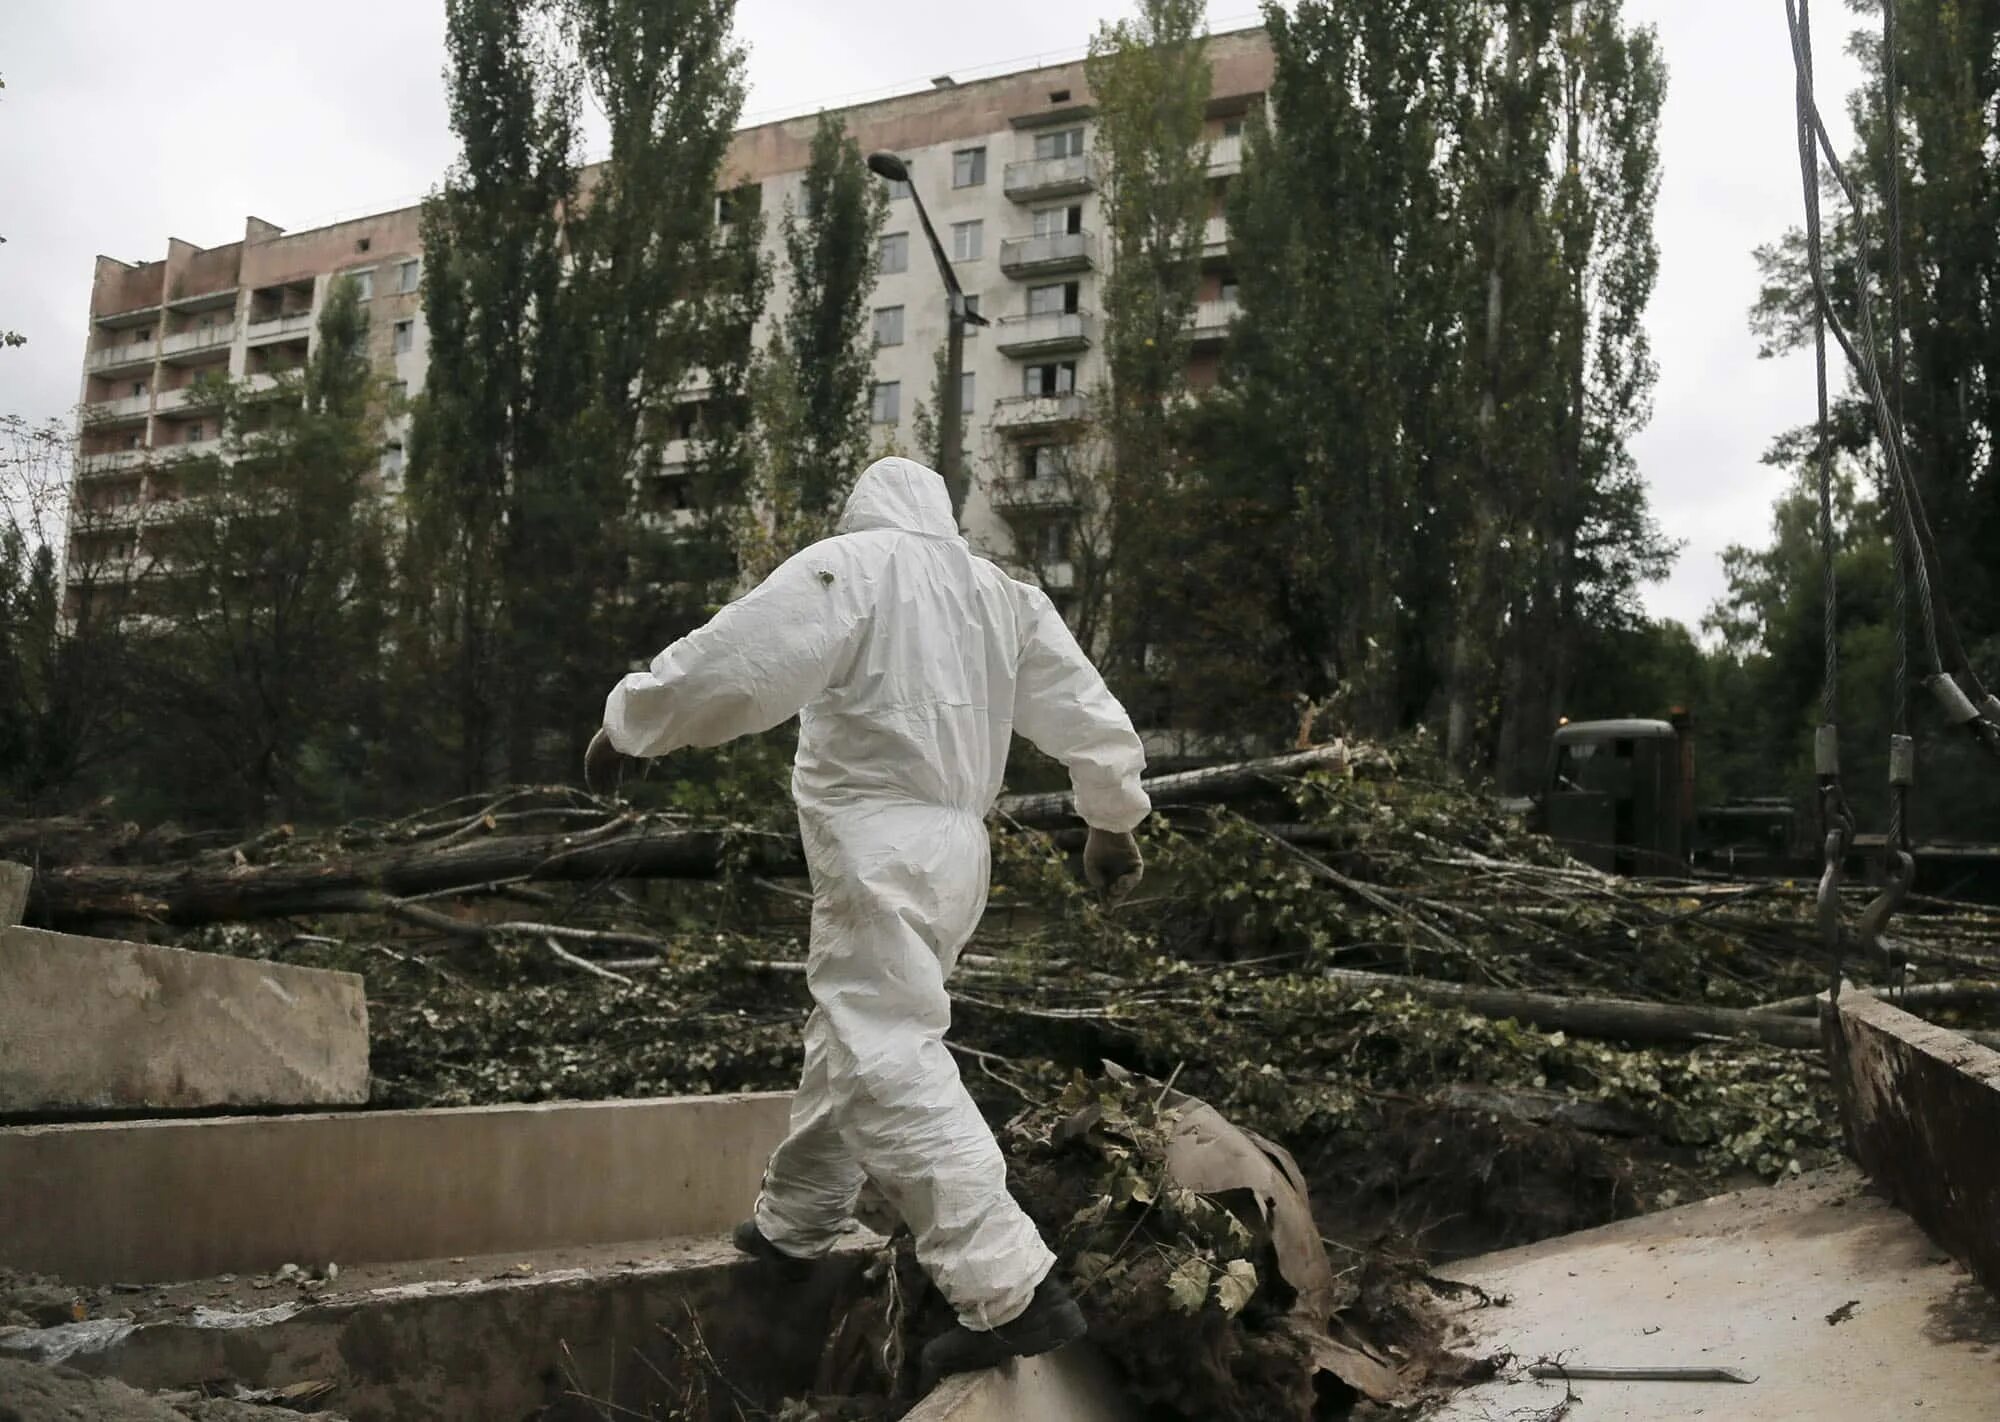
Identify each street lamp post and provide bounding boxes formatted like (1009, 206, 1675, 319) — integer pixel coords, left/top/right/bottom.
(866, 151, 988, 519)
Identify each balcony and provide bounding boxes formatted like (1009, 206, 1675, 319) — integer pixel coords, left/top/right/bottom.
(994, 310, 1094, 359)
(242, 371, 297, 401)
(78, 449, 148, 477)
(155, 436, 225, 463)
(86, 392, 152, 423)
(1003, 152, 1100, 203)
(998, 230, 1097, 277)
(161, 324, 234, 361)
(993, 391, 1089, 436)
(989, 474, 1078, 514)
(1187, 295, 1242, 346)
(246, 312, 314, 345)
(86, 339, 157, 375)
(1209, 133, 1243, 176)
(153, 383, 227, 415)
(1203, 215, 1229, 260)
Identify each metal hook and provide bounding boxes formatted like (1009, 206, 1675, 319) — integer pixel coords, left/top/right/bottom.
(1857, 848, 1915, 983)
(1816, 826, 1849, 999)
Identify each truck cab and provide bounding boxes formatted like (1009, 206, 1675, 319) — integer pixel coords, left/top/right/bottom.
(1542, 715, 1695, 875)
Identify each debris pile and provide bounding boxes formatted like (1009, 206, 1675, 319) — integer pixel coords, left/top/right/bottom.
(12, 736, 1998, 1417)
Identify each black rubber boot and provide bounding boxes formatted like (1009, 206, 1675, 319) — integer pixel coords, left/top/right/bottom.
(731, 1220, 815, 1281)
(919, 1273, 1087, 1391)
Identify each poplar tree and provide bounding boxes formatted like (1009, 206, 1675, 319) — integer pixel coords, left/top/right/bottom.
(1083, 0, 1213, 686)
(739, 112, 885, 574)
(140, 279, 390, 823)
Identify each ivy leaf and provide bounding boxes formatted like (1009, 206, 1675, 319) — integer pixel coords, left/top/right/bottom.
(1214, 1258, 1258, 1316)
(1167, 1256, 1211, 1314)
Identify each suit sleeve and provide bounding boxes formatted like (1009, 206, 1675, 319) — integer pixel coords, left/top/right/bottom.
(1011, 584, 1150, 832)
(602, 547, 856, 757)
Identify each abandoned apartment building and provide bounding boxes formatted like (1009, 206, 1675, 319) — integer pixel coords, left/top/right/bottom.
(65, 28, 1272, 622)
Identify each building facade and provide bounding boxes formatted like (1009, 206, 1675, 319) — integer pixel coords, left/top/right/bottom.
(70, 27, 1271, 602)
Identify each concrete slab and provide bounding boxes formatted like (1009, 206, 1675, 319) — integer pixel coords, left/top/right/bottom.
(0, 1093, 792, 1284)
(1430, 1166, 2000, 1421)
(1823, 989, 2000, 1294)
(0, 925, 367, 1114)
(2, 1235, 877, 1422)
(904, 1344, 1133, 1422)
(0, 862, 29, 926)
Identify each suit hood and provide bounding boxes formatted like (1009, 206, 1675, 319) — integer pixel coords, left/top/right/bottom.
(838, 457, 959, 538)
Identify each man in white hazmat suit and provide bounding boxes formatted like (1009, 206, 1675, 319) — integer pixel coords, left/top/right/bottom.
(586, 456, 1148, 1381)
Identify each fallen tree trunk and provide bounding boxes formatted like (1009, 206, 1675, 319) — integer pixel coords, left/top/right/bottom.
(999, 743, 1357, 829)
(1322, 967, 2000, 1051)
(1752, 978, 2000, 1017)
(23, 746, 1350, 928)
(26, 826, 807, 928)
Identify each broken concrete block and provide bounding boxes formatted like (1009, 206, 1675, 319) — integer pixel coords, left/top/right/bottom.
(1822, 990, 2000, 1297)
(0, 860, 29, 927)
(0, 1093, 790, 1284)
(0, 925, 367, 1114)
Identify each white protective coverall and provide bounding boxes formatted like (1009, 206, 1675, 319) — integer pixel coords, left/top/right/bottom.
(601, 457, 1149, 1331)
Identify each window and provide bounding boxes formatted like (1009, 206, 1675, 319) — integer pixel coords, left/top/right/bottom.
(390, 379, 409, 404)
(962, 293, 981, 321)
(1220, 278, 1241, 305)
(348, 270, 374, 302)
(1039, 521, 1073, 562)
(1049, 88, 1072, 104)
(1023, 361, 1076, 396)
(952, 147, 987, 188)
(885, 171, 912, 201)
(186, 423, 204, 443)
(958, 371, 975, 413)
(1027, 281, 1080, 316)
(125, 432, 143, 450)
(1223, 117, 1244, 139)
(715, 184, 759, 226)
(1032, 205, 1083, 238)
(356, 236, 373, 254)
(129, 381, 145, 398)
(393, 320, 415, 355)
(1025, 445, 1063, 481)
(380, 442, 406, 478)
(871, 306, 905, 347)
(951, 220, 983, 262)
(1033, 127, 1085, 161)
(878, 232, 909, 275)
(871, 381, 901, 424)
(398, 260, 421, 294)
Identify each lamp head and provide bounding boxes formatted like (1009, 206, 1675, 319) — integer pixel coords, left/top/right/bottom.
(866, 151, 909, 183)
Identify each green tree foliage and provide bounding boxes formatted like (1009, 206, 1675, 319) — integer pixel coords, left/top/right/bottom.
(136, 278, 391, 824)
(1738, 0, 2000, 836)
(0, 415, 139, 808)
(1170, 0, 1670, 778)
(1084, 0, 1214, 684)
(403, 0, 581, 792)
(737, 112, 884, 574)
(407, 0, 750, 792)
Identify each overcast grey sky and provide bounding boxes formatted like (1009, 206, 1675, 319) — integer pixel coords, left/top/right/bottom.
(0, 1, 1861, 631)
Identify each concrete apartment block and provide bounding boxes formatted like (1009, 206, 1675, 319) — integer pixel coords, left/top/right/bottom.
(0, 924, 368, 1115)
(70, 28, 1272, 615)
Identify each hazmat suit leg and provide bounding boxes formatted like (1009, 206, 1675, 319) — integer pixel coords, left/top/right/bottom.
(752, 1008, 869, 1255)
(755, 802, 1055, 1332)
